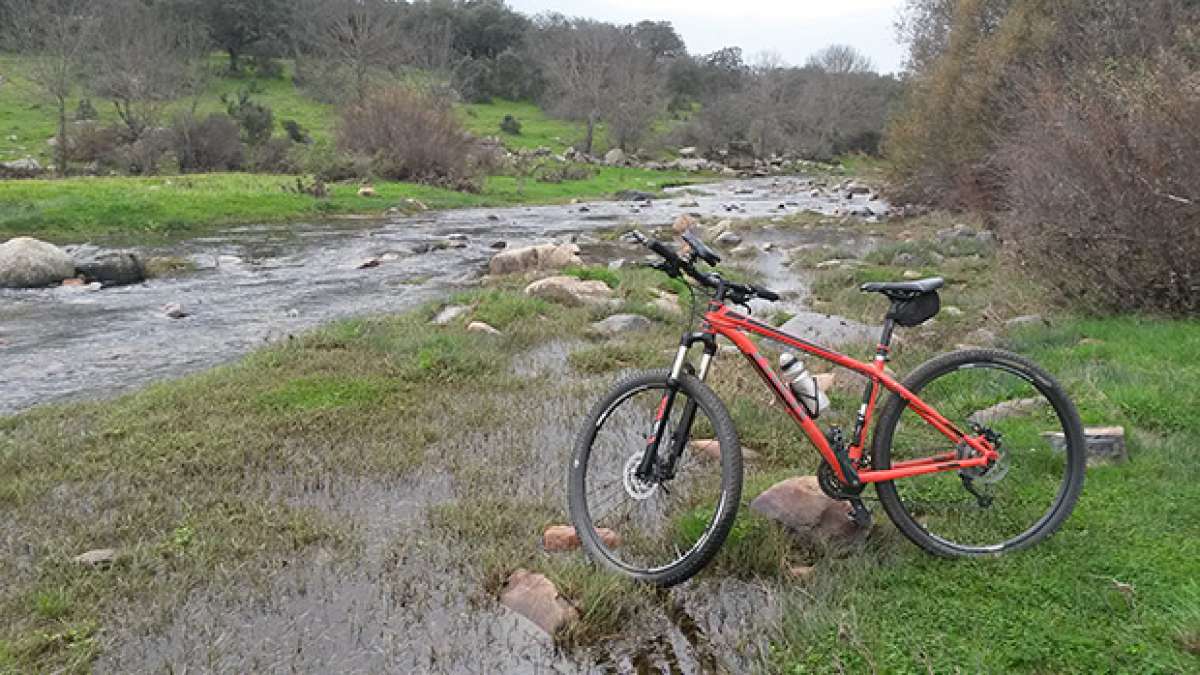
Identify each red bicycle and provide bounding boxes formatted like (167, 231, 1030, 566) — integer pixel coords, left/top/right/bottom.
(568, 230, 1085, 586)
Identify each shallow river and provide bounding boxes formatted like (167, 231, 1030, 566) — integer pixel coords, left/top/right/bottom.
(0, 176, 883, 415)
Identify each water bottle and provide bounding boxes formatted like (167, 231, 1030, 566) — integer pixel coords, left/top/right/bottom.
(780, 352, 829, 418)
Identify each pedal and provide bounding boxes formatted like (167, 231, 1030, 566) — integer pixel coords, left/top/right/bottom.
(847, 496, 873, 528)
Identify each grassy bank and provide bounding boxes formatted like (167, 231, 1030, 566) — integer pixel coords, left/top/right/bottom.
(1, 214, 1196, 672)
(0, 166, 695, 242)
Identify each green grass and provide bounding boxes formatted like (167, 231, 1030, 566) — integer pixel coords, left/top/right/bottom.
(461, 99, 608, 154)
(0, 166, 696, 242)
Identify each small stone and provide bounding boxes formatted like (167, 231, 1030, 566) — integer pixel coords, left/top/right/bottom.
(500, 569, 579, 637)
(1078, 337, 1104, 346)
(902, 270, 922, 279)
(716, 231, 742, 246)
(525, 276, 614, 308)
(404, 198, 429, 211)
(689, 439, 759, 462)
(74, 548, 117, 567)
(432, 305, 471, 326)
(787, 565, 816, 581)
(162, 303, 188, 319)
(357, 186, 376, 198)
(490, 241, 507, 250)
(467, 321, 501, 335)
(730, 245, 756, 259)
(543, 525, 620, 552)
(357, 258, 381, 269)
(943, 306, 964, 317)
(650, 290, 681, 315)
(447, 233, 469, 242)
(61, 278, 85, 286)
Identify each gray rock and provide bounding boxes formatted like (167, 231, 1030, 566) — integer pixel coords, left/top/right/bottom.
(1005, 315, 1045, 330)
(0, 237, 75, 288)
(162, 303, 188, 319)
(1, 157, 41, 172)
(968, 397, 1047, 425)
(614, 189, 655, 202)
(432, 305, 470, 326)
(590, 313, 652, 337)
(780, 312, 880, 347)
(678, 146, 697, 158)
(74, 548, 117, 566)
(524, 276, 614, 308)
(68, 245, 145, 286)
(466, 321, 501, 335)
(604, 147, 626, 165)
(1044, 426, 1128, 464)
(715, 231, 742, 246)
(892, 252, 917, 267)
(488, 243, 581, 276)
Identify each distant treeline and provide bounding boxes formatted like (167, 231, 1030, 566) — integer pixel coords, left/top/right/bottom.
(0, 0, 901, 161)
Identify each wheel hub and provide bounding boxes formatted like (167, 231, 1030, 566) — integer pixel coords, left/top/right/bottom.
(623, 452, 660, 500)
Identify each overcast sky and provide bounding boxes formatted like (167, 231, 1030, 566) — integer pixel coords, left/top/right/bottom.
(507, 0, 910, 74)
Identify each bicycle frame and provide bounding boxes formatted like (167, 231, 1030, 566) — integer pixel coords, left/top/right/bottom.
(656, 301, 999, 487)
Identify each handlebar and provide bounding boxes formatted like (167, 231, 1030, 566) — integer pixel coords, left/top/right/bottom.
(626, 230, 780, 305)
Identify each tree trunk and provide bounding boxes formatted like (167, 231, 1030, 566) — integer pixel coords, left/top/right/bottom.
(584, 113, 596, 156)
(227, 47, 240, 73)
(56, 97, 67, 178)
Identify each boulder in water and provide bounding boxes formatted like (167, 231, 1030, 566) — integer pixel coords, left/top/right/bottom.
(0, 237, 76, 288)
(67, 245, 145, 286)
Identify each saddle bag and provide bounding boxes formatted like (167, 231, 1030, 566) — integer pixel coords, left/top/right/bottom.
(889, 291, 940, 327)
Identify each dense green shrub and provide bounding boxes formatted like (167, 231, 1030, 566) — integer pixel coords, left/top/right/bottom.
(222, 89, 275, 146)
(499, 114, 522, 135)
(171, 113, 243, 173)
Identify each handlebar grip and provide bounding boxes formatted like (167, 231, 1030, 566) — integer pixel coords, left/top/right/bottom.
(753, 285, 780, 302)
(647, 239, 682, 265)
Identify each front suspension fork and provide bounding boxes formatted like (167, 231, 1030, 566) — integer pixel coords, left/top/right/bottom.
(637, 339, 715, 481)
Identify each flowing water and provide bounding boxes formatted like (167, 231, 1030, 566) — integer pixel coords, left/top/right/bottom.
(0, 176, 884, 416)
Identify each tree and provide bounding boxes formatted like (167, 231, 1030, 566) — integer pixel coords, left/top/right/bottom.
(193, 0, 288, 73)
(299, 0, 407, 104)
(807, 44, 875, 74)
(2, 0, 97, 176)
(533, 17, 662, 154)
(89, 0, 200, 140)
(632, 20, 686, 61)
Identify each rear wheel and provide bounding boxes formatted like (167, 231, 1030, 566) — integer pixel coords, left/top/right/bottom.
(568, 369, 742, 587)
(873, 349, 1085, 556)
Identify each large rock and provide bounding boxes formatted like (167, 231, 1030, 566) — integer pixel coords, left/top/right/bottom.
(488, 243, 582, 276)
(0, 237, 75, 288)
(724, 141, 757, 170)
(750, 475, 866, 545)
(1044, 426, 1128, 464)
(500, 569, 579, 637)
(604, 147, 626, 165)
(590, 313, 652, 337)
(525, 276, 614, 307)
(67, 245, 145, 286)
(779, 312, 880, 347)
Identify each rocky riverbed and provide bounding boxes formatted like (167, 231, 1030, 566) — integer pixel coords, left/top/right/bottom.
(0, 176, 886, 416)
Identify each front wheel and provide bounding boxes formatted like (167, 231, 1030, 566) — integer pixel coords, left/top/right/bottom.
(873, 349, 1086, 557)
(568, 369, 742, 587)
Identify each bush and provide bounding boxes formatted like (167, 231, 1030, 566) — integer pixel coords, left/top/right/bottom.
(452, 58, 494, 104)
(290, 139, 368, 182)
(997, 55, 1200, 314)
(247, 55, 284, 80)
(171, 113, 244, 173)
(222, 89, 274, 146)
(282, 119, 311, 144)
(67, 123, 123, 167)
(74, 99, 98, 121)
(499, 114, 522, 135)
(336, 87, 478, 188)
(247, 138, 298, 174)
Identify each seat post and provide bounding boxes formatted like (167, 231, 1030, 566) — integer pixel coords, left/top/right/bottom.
(877, 315, 897, 358)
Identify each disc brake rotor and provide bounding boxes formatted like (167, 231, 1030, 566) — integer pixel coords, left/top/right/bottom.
(623, 452, 660, 500)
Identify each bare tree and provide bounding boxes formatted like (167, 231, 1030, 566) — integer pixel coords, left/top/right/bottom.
(89, 0, 197, 139)
(2, 0, 97, 176)
(291, 0, 407, 104)
(807, 44, 875, 75)
(533, 17, 662, 154)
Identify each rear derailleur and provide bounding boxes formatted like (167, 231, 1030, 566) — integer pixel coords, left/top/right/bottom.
(818, 427, 873, 529)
